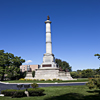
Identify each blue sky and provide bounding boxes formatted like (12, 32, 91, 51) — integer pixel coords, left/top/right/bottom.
(0, 0, 100, 71)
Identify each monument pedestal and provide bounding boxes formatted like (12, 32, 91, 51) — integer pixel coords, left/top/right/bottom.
(34, 67, 74, 80)
(25, 72, 34, 79)
(41, 53, 57, 68)
(34, 67, 59, 80)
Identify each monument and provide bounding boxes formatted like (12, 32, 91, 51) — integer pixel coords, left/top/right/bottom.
(40, 15, 57, 68)
(32, 16, 74, 80)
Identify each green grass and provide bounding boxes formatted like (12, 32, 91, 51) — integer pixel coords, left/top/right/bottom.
(0, 85, 100, 100)
(1, 78, 88, 83)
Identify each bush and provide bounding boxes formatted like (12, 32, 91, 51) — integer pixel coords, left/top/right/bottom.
(1, 89, 15, 96)
(32, 71, 35, 77)
(86, 75, 100, 89)
(56, 79, 62, 81)
(40, 79, 45, 81)
(53, 78, 57, 81)
(33, 79, 37, 81)
(19, 78, 25, 80)
(1, 88, 45, 97)
(31, 83, 38, 88)
(46, 79, 52, 81)
(28, 88, 45, 96)
(1, 89, 25, 97)
(12, 90, 26, 98)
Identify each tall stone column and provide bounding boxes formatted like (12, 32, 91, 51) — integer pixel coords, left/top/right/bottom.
(45, 16, 52, 54)
(41, 16, 57, 68)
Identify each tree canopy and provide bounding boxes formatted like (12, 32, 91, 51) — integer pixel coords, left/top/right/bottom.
(0, 50, 25, 80)
(55, 58, 72, 72)
(94, 54, 100, 60)
(70, 68, 100, 78)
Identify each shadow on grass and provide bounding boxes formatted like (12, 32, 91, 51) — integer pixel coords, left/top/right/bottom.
(87, 90, 100, 94)
(44, 92, 100, 100)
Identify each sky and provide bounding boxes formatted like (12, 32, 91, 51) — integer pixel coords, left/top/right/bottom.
(0, 0, 100, 71)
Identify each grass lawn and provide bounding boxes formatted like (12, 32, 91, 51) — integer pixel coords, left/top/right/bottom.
(0, 85, 100, 100)
(1, 78, 88, 83)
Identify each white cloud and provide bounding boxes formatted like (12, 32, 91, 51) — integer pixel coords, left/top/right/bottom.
(25, 60, 32, 64)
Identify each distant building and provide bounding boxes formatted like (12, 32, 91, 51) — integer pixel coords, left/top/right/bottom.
(20, 65, 40, 72)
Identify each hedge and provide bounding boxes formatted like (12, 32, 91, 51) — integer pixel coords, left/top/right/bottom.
(1, 88, 45, 97)
(1, 89, 25, 97)
(28, 88, 45, 96)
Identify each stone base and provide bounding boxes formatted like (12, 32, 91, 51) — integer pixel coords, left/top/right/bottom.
(41, 53, 57, 68)
(33, 68, 75, 80)
(24, 72, 34, 79)
(34, 67, 59, 80)
(25, 68, 76, 80)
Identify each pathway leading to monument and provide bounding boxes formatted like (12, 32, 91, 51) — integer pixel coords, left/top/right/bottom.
(0, 82, 87, 93)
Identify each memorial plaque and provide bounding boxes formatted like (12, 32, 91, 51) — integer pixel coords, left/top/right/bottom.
(42, 64, 51, 67)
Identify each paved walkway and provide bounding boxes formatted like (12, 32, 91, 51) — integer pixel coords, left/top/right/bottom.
(0, 82, 87, 93)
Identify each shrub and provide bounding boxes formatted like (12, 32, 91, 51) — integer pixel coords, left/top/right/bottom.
(33, 79, 37, 81)
(1, 89, 25, 97)
(40, 79, 45, 81)
(53, 78, 57, 81)
(86, 75, 100, 89)
(56, 79, 62, 81)
(1, 89, 15, 96)
(28, 88, 45, 96)
(1, 88, 45, 97)
(19, 78, 25, 80)
(12, 90, 26, 98)
(32, 71, 35, 77)
(31, 83, 38, 88)
(46, 79, 52, 81)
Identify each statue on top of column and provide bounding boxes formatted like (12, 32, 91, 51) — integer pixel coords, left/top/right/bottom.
(47, 15, 50, 20)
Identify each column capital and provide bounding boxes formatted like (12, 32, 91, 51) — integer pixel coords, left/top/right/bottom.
(45, 20, 51, 24)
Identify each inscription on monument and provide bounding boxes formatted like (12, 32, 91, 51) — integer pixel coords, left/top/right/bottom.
(42, 64, 51, 67)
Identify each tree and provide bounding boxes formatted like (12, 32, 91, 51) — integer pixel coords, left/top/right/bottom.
(95, 68, 100, 75)
(55, 58, 72, 72)
(81, 69, 93, 78)
(20, 71, 27, 78)
(0, 50, 25, 80)
(94, 54, 100, 60)
(32, 71, 35, 77)
(0, 67, 4, 78)
(86, 75, 100, 91)
(5, 66, 20, 80)
(70, 71, 79, 78)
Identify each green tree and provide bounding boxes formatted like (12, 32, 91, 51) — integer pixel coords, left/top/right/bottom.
(70, 71, 79, 78)
(94, 54, 100, 60)
(55, 58, 72, 72)
(32, 71, 35, 77)
(20, 71, 27, 78)
(0, 67, 4, 78)
(95, 68, 100, 75)
(5, 66, 20, 80)
(81, 69, 93, 78)
(55, 59, 62, 67)
(86, 75, 100, 91)
(0, 50, 25, 80)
